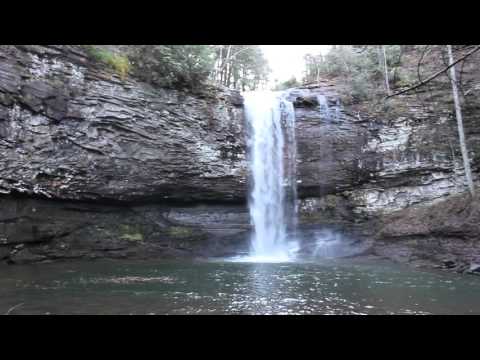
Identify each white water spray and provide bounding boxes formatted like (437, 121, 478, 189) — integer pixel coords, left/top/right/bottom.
(241, 91, 298, 262)
(317, 94, 331, 120)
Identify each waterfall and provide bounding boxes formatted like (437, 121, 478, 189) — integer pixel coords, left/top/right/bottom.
(316, 94, 331, 120)
(242, 91, 298, 262)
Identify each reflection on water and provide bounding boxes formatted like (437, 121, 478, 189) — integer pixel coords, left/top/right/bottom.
(1, 258, 480, 315)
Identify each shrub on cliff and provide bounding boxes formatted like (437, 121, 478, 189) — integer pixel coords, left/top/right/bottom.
(303, 45, 403, 101)
(273, 76, 300, 91)
(83, 46, 131, 80)
(82, 45, 214, 91)
(82, 45, 272, 92)
(127, 45, 214, 90)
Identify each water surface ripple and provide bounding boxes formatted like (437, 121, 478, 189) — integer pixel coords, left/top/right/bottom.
(1, 259, 479, 315)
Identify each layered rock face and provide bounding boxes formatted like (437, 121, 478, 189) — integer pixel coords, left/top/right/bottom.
(1, 45, 479, 267)
(289, 81, 479, 221)
(290, 81, 480, 271)
(0, 196, 250, 264)
(0, 45, 250, 263)
(0, 45, 246, 203)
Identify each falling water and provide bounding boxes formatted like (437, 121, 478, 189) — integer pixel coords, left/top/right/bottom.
(242, 91, 298, 262)
(317, 94, 331, 120)
(335, 98, 342, 120)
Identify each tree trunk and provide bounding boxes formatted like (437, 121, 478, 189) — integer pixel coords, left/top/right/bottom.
(340, 47, 350, 73)
(382, 45, 391, 95)
(233, 66, 238, 90)
(241, 66, 246, 92)
(219, 46, 225, 84)
(447, 44, 476, 197)
(226, 62, 232, 88)
(213, 46, 222, 82)
(224, 45, 232, 86)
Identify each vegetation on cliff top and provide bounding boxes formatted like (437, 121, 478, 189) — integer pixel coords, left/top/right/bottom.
(83, 45, 131, 80)
(82, 45, 270, 92)
(209, 45, 270, 91)
(303, 45, 404, 101)
(273, 76, 301, 91)
(302, 45, 479, 196)
(302, 45, 480, 104)
(80, 44, 478, 197)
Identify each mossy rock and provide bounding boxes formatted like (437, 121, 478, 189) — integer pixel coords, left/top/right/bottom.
(166, 226, 195, 238)
(165, 226, 208, 243)
(119, 224, 144, 242)
(121, 233, 144, 242)
(0, 92, 13, 106)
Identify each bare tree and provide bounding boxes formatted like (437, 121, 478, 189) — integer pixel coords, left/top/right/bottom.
(215, 45, 256, 87)
(381, 46, 391, 95)
(386, 45, 480, 99)
(447, 45, 476, 196)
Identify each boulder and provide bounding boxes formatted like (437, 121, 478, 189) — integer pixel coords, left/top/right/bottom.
(468, 263, 480, 274)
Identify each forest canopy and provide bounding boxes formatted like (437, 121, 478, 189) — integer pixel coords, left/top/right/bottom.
(83, 45, 270, 91)
(83, 45, 480, 108)
(301, 45, 480, 103)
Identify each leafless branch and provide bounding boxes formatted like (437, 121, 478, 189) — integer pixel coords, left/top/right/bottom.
(218, 46, 254, 73)
(5, 303, 24, 315)
(417, 45, 432, 83)
(352, 45, 369, 54)
(386, 45, 480, 99)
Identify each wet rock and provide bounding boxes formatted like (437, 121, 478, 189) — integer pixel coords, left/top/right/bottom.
(293, 86, 372, 199)
(293, 96, 319, 108)
(0, 197, 250, 264)
(299, 195, 356, 225)
(10, 248, 47, 264)
(468, 263, 480, 274)
(443, 260, 457, 269)
(0, 246, 10, 260)
(455, 263, 470, 273)
(228, 90, 244, 106)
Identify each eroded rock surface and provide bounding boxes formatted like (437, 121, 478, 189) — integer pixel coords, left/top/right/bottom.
(290, 81, 479, 219)
(0, 197, 250, 264)
(0, 45, 246, 203)
(290, 81, 480, 271)
(1, 46, 480, 268)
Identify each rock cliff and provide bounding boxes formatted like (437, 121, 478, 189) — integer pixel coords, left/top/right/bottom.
(0, 45, 249, 263)
(0, 45, 246, 203)
(289, 81, 479, 220)
(1, 45, 479, 269)
(290, 80, 480, 271)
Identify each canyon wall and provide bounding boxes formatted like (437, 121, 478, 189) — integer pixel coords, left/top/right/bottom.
(289, 81, 479, 220)
(1, 45, 479, 267)
(0, 45, 246, 203)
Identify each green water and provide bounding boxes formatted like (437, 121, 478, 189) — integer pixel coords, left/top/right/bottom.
(1, 258, 480, 315)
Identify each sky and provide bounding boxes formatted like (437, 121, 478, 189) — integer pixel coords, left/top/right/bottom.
(260, 45, 332, 86)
